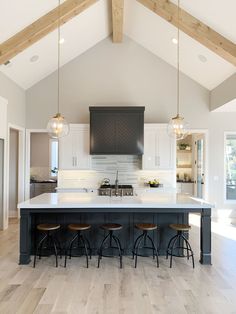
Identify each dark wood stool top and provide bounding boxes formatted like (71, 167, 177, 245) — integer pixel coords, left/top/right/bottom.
(68, 223, 91, 231)
(37, 223, 60, 231)
(101, 223, 123, 231)
(169, 224, 191, 231)
(135, 223, 157, 231)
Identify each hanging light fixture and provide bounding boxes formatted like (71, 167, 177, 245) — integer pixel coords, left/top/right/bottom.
(167, 0, 189, 140)
(47, 0, 69, 139)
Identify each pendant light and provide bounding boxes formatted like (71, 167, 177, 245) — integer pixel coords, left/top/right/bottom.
(47, 0, 69, 139)
(167, 0, 189, 140)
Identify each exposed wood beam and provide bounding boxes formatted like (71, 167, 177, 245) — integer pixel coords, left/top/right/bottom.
(0, 0, 98, 65)
(112, 0, 124, 43)
(137, 0, 236, 66)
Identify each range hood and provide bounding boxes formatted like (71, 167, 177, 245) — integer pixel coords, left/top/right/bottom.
(89, 106, 145, 155)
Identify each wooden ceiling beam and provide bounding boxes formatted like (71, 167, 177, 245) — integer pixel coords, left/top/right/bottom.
(112, 0, 124, 43)
(137, 0, 236, 66)
(0, 0, 98, 65)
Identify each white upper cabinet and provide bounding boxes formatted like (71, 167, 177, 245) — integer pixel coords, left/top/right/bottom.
(143, 124, 176, 170)
(59, 124, 91, 170)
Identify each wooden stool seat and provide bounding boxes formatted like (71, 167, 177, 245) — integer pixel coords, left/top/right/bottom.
(135, 223, 157, 231)
(169, 224, 191, 232)
(68, 223, 91, 231)
(101, 223, 123, 231)
(37, 223, 60, 231)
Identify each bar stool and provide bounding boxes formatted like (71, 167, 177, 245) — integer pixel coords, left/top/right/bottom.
(166, 224, 195, 268)
(64, 224, 92, 268)
(132, 223, 159, 268)
(97, 223, 123, 269)
(33, 223, 61, 268)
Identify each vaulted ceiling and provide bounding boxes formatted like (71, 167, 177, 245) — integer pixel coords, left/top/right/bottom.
(0, 0, 235, 90)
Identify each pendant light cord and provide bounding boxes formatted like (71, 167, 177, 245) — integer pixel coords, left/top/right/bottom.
(57, 0, 61, 114)
(177, 0, 180, 116)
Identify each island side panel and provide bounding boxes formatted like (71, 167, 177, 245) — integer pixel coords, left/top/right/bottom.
(19, 209, 32, 264)
(200, 208, 212, 265)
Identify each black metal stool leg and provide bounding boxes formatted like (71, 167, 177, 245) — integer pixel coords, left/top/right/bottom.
(51, 234, 58, 267)
(166, 234, 178, 259)
(98, 232, 110, 268)
(170, 235, 179, 268)
(147, 234, 159, 268)
(84, 235, 92, 259)
(182, 234, 195, 268)
(33, 233, 47, 268)
(112, 235, 123, 269)
(132, 233, 144, 259)
(80, 234, 89, 268)
(135, 233, 145, 268)
(69, 233, 79, 259)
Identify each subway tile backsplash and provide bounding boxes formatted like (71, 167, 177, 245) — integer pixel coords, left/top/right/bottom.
(58, 155, 175, 189)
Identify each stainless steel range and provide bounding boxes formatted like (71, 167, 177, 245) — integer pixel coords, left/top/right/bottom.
(98, 185, 134, 197)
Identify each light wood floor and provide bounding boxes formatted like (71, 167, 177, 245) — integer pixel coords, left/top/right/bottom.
(0, 216, 236, 314)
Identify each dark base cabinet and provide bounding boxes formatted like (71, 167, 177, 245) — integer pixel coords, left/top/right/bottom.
(19, 207, 211, 265)
(30, 182, 57, 198)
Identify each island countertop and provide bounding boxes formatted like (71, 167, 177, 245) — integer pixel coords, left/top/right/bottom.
(18, 192, 213, 209)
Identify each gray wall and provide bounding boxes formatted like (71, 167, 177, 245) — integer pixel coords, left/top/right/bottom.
(30, 133, 50, 167)
(0, 72, 26, 127)
(210, 73, 236, 111)
(26, 36, 236, 215)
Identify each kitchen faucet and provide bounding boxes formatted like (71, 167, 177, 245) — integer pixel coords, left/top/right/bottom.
(115, 170, 119, 196)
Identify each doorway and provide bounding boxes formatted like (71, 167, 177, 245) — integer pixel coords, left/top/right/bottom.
(8, 128, 19, 218)
(176, 131, 208, 199)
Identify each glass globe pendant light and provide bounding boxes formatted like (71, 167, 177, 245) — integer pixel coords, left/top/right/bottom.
(168, 0, 189, 140)
(47, 0, 69, 139)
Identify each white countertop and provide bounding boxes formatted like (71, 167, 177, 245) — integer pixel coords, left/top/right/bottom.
(18, 192, 213, 209)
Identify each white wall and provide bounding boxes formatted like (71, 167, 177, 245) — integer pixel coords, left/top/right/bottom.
(8, 129, 18, 218)
(26, 36, 236, 216)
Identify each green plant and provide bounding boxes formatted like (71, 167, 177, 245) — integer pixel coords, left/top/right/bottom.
(51, 167, 58, 175)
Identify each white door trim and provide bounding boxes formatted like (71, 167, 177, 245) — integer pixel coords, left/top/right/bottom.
(7, 124, 25, 222)
(187, 129, 209, 201)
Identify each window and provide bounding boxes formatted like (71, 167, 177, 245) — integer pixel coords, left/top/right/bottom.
(50, 139, 58, 177)
(225, 133, 236, 201)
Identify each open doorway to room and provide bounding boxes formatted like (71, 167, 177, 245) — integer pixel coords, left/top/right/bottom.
(25, 130, 58, 200)
(0, 139, 4, 227)
(176, 131, 208, 199)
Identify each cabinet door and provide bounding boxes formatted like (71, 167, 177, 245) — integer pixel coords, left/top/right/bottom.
(143, 127, 157, 169)
(157, 128, 175, 170)
(143, 124, 175, 170)
(59, 130, 75, 169)
(75, 125, 91, 169)
(59, 124, 90, 170)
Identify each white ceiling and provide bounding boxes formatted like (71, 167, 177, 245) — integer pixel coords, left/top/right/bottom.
(0, 0, 235, 90)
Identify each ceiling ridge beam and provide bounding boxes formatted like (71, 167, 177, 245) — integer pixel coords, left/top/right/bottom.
(112, 0, 124, 43)
(0, 0, 98, 65)
(137, 0, 236, 66)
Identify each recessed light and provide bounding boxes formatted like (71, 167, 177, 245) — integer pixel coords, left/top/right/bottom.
(30, 55, 39, 63)
(198, 54, 207, 63)
(59, 38, 65, 44)
(172, 38, 178, 44)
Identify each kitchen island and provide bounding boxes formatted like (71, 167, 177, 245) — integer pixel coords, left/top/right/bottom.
(18, 192, 213, 265)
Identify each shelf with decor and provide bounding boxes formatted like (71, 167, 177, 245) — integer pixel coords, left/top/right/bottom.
(177, 165, 192, 169)
(177, 149, 192, 153)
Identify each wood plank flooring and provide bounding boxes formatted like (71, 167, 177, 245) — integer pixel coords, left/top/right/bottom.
(0, 216, 236, 313)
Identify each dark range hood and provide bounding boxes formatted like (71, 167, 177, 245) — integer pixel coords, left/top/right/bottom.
(89, 106, 145, 155)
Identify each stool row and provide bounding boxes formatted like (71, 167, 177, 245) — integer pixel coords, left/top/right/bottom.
(33, 222, 195, 269)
